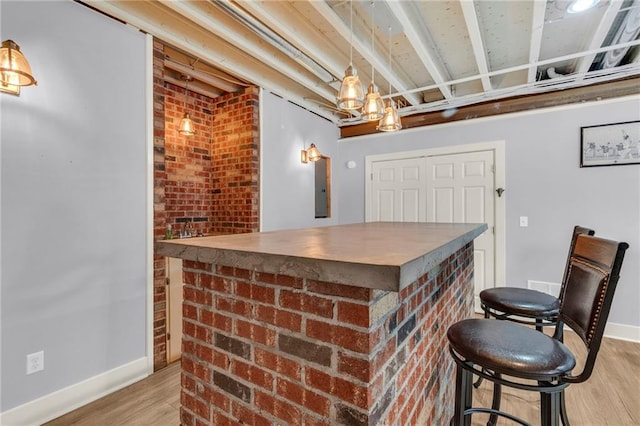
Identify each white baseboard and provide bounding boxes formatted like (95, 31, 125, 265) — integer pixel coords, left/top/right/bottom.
(0, 357, 149, 426)
(604, 322, 640, 343)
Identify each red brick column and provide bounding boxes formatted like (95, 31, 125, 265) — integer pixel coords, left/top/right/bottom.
(178, 242, 475, 425)
(152, 40, 168, 371)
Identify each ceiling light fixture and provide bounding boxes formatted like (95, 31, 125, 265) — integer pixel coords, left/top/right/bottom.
(178, 75, 196, 136)
(377, 27, 402, 132)
(337, 0, 364, 111)
(0, 39, 37, 88)
(567, 0, 600, 13)
(362, 1, 384, 121)
(301, 143, 322, 163)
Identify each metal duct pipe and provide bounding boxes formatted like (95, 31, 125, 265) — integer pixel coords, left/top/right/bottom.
(599, 4, 640, 69)
(214, 0, 337, 84)
(164, 59, 243, 93)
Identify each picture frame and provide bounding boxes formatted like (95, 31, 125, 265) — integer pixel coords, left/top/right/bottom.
(580, 120, 640, 167)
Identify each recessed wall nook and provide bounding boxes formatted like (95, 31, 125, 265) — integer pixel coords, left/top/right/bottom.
(152, 40, 260, 370)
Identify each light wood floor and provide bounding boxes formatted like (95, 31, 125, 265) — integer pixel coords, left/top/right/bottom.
(46, 333, 639, 425)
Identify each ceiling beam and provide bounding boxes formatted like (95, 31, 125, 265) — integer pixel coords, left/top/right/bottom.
(163, 75, 223, 99)
(385, 1, 454, 99)
(341, 76, 640, 138)
(164, 60, 242, 94)
(84, 0, 339, 123)
(161, 0, 337, 105)
(459, 0, 492, 92)
(527, 0, 547, 82)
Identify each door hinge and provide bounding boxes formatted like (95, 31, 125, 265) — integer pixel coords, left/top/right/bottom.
(370, 172, 373, 181)
(491, 164, 495, 173)
(492, 226, 495, 234)
(165, 277, 170, 285)
(167, 333, 170, 340)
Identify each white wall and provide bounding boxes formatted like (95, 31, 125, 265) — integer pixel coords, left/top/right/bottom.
(1, 0, 148, 416)
(261, 91, 340, 231)
(335, 97, 640, 329)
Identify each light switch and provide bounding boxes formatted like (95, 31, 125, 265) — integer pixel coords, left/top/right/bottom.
(519, 216, 528, 227)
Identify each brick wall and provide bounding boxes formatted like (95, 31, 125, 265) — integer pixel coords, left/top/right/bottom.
(211, 87, 260, 234)
(152, 39, 261, 370)
(178, 242, 475, 425)
(164, 82, 216, 237)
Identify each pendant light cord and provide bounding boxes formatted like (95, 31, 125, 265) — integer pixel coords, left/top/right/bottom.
(349, 0, 354, 66)
(388, 26, 392, 96)
(371, 1, 375, 81)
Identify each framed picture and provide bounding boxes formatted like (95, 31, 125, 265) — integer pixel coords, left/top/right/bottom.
(580, 120, 640, 167)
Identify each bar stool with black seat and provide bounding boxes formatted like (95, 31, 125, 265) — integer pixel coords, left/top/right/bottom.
(447, 234, 628, 426)
(479, 225, 594, 333)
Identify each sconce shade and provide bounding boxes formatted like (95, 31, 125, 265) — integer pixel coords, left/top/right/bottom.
(178, 113, 196, 136)
(337, 65, 364, 111)
(0, 40, 37, 87)
(362, 82, 385, 121)
(377, 99, 402, 132)
(307, 143, 322, 162)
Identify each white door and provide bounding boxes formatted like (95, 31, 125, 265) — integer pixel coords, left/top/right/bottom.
(370, 157, 426, 222)
(369, 150, 495, 311)
(425, 151, 494, 310)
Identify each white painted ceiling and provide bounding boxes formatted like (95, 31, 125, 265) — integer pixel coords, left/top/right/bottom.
(86, 0, 640, 126)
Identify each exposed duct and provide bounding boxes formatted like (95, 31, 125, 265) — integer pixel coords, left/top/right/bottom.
(214, 0, 337, 85)
(593, 2, 640, 70)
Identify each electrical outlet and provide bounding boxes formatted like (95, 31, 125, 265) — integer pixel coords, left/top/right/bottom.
(26, 351, 44, 375)
(519, 216, 529, 227)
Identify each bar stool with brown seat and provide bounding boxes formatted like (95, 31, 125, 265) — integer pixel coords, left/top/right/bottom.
(473, 226, 595, 424)
(447, 234, 628, 426)
(479, 225, 595, 333)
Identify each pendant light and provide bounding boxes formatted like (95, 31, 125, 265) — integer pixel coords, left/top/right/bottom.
(178, 75, 196, 136)
(337, 0, 364, 111)
(0, 39, 37, 87)
(362, 1, 384, 121)
(377, 27, 402, 132)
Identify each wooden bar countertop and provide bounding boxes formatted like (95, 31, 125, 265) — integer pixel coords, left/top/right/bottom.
(155, 222, 487, 292)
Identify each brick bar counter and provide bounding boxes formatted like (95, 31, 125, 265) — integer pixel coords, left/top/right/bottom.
(156, 222, 486, 425)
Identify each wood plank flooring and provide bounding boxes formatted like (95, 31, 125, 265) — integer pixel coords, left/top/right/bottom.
(44, 361, 180, 426)
(45, 333, 639, 425)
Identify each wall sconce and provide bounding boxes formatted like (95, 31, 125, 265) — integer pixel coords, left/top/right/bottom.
(1, 39, 37, 95)
(301, 143, 322, 163)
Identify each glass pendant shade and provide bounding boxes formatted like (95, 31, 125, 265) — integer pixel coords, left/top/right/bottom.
(306, 143, 322, 162)
(337, 65, 364, 111)
(377, 99, 402, 132)
(178, 113, 196, 136)
(362, 82, 385, 121)
(0, 40, 37, 87)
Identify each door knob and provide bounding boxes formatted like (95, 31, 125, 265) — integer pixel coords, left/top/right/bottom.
(496, 188, 505, 197)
